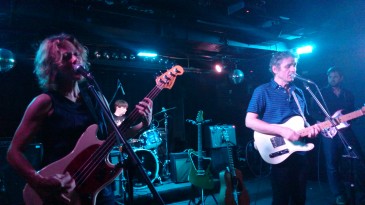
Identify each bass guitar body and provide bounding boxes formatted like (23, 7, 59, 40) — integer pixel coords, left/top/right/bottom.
(23, 125, 123, 205)
(218, 168, 249, 205)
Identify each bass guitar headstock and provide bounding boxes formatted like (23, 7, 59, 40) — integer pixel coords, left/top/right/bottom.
(155, 65, 184, 90)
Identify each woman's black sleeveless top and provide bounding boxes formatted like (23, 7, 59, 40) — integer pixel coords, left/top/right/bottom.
(39, 91, 96, 167)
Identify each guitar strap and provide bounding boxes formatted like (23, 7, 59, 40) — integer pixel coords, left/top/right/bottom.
(291, 90, 311, 127)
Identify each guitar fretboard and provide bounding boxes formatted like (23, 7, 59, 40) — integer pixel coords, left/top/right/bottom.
(298, 107, 365, 137)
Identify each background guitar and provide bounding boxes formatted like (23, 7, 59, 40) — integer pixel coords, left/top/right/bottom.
(188, 110, 214, 190)
(218, 128, 249, 205)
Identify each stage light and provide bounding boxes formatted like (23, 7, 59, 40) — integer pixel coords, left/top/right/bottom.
(137, 52, 158, 57)
(94, 50, 101, 59)
(215, 63, 223, 73)
(102, 51, 110, 59)
(120, 53, 128, 60)
(111, 52, 119, 60)
(296, 45, 313, 54)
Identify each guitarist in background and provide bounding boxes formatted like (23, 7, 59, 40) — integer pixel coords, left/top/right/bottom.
(245, 51, 321, 205)
(310, 66, 365, 205)
(6, 33, 153, 204)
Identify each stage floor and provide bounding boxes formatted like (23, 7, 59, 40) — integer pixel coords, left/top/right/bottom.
(117, 176, 337, 205)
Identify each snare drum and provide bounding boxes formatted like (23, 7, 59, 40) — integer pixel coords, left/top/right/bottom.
(140, 129, 162, 150)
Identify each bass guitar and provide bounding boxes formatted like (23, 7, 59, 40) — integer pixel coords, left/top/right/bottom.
(254, 106, 365, 164)
(218, 128, 249, 205)
(188, 110, 214, 190)
(23, 65, 184, 205)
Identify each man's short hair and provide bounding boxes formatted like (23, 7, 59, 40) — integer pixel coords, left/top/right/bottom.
(269, 50, 299, 74)
(327, 66, 343, 77)
(114, 99, 128, 108)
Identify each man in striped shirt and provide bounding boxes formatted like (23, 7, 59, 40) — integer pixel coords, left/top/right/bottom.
(245, 51, 321, 205)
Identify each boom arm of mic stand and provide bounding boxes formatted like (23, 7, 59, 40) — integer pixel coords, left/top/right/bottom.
(303, 82, 332, 120)
(109, 82, 120, 107)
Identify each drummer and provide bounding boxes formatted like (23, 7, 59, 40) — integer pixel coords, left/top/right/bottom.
(113, 99, 128, 126)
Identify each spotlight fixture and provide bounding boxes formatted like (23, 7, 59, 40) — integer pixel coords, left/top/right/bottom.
(102, 51, 110, 59)
(215, 63, 223, 73)
(120, 53, 128, 60)
(94, 51, 101, 59)
(111, 52, 119, 60)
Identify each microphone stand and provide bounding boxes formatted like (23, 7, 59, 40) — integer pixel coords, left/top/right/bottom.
(302, 81, 357, 157)
(82, 73, 165, 205)
(109, 80, 124, 107)
(301, 81, 358, 205)
(161, 111, 171, 180)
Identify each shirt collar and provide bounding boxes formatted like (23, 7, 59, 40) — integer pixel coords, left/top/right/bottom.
(270, 78, 297, 91)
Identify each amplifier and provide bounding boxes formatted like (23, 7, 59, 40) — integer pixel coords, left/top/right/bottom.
(205, 125, 237, 148)
(0, 142, 43, 205)
(170, 152, 191, 183)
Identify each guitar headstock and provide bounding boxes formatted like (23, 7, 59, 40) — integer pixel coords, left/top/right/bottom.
(155, 65, 184, 90)
(196, 110, 204, 123)
(222, 129, 230, 143)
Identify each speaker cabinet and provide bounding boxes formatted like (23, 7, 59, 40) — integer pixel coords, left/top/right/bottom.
(0, 142, 43, 205)
(205, 125, 237, 148)
(170, 152, 191, 183)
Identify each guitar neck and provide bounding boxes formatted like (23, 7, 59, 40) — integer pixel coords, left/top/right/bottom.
(227, 144, 236, 177)
(197, 124, 203, 170)
(298, 107, 365, 137)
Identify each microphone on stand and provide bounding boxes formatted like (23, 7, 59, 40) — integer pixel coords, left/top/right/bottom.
(118, 79, 126, 95)
(291, 73, 315, 84)
(73, 64, 94, 80)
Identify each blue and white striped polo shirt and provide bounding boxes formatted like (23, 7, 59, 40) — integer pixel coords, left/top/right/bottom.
(247, 79, 307, 124)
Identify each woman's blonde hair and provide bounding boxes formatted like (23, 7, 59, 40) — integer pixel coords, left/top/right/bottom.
(33, 33, 89, 91)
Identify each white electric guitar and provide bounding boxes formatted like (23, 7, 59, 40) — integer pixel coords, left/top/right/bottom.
(254, 106, 365, 164)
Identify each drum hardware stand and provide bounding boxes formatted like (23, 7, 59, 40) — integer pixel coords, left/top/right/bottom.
(342, 148, 358, 205)
(161, 111, 171, 181)
(113, 150, 129, 205)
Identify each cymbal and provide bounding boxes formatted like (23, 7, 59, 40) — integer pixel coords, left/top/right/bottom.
(153, 107, 176, 116)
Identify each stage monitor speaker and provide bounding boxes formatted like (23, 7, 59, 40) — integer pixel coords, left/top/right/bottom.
(0, 142, 43, 205)
(205, 125, 237, 148)
(170, 152, 191, 183)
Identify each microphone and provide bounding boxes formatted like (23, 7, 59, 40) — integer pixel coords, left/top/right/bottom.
(118, 79, 126, 95)
(73, 64, 94, 80)
(291, 73, 315, 84)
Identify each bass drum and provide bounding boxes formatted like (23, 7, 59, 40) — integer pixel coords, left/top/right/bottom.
(139, 129, 162, 150)
(130, 149, 159, 188)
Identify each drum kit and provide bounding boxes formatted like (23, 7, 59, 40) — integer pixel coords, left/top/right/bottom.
(112, 106, 175, 196)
